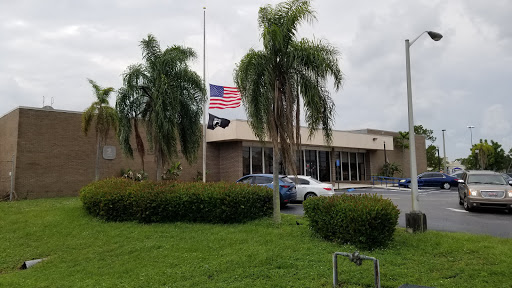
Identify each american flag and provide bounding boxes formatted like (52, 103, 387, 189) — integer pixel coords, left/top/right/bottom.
(209, 84, 242, 109)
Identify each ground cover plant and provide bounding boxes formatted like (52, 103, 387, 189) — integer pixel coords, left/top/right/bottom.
(1, 198, 512, 287)
(80, 178, 272, 223)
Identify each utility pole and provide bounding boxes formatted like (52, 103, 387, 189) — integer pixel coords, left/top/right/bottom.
(442, 129, 447, 173)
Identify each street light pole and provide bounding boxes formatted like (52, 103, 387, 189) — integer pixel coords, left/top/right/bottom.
(467, 125, 474, 147)
(404, 30, 442, 233)
(437, 146, 441, 171)
(442, 129, 447, 173)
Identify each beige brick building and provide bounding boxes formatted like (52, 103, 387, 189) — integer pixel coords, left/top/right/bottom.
(0, 107, 426, 199)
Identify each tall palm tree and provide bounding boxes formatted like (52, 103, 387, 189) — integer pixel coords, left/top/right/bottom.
(234, 0, 343, 223)
(82, 79, 119, 181)
(116, 34, 206, 181)
(394, 131, 409, 177)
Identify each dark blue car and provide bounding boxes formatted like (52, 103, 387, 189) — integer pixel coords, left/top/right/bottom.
(236, 174, 297, 206)
(398, 172, 459, 190)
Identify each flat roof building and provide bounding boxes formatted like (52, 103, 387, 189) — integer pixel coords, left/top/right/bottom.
(0, 107, 427, 199)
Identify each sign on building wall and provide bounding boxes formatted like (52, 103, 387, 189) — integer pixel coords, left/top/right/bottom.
(103, 146, 116, 160)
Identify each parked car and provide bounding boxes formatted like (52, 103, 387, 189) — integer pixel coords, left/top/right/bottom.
(458, 170, 512, 212)
(398, 172, 459, 190)
(503, 173, 512, 182)
(236, 174, 297, 207)
(287, 175, 334, 201)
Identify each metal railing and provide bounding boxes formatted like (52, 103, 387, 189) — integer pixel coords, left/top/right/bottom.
(333, 251, 380, 288)
(371, 176, 405, 188)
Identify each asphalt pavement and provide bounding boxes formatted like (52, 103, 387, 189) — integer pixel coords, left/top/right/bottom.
(282, 187, 512, 238)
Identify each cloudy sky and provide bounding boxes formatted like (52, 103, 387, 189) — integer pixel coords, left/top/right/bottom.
(1, 0, 511, 161)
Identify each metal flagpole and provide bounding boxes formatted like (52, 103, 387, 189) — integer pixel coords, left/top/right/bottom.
(202, 7, 207, 183)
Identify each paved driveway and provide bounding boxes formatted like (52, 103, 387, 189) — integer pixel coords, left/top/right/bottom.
(282, 187, 512, 238)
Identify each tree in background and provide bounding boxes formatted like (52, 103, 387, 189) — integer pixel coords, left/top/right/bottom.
(414, 124, 441, 170)
(82, 79, 119, 181)
(426, 145, 440, 171)
(460, 139, 510, 171)
(506, 148, 512, 173)
(465, 140, 493, 170)
(116, 34, 206, 181)
(394, 131, 409, 176)
(234, 0, 343, 223)
(488, 140, 507, 171)
(414, 125, 436, 143)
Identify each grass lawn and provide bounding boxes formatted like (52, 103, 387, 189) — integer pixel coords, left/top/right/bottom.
(1, 197, 511, 288)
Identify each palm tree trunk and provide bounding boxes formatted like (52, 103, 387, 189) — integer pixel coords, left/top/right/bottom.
(156, 144, 162, 182)
(272, 81, 281, 223)
(133, 119, 145, 172)
(95, 136, 101, 181)
(272, 143, 281, 223)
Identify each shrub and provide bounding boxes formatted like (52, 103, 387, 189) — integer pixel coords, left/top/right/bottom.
(121, 169, 148, 181)
(80, 179, 272, 224)
(303, 194, 400, 249)
(380, 162, 402, 177)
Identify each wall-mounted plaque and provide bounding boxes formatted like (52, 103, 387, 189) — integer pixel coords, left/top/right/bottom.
(103, 146, 116, 160)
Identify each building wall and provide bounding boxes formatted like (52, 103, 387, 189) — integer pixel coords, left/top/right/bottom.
(0, 109, 19, 199)
(2, 107, 428, 199)
(218, 142, 243, 182)
(367, 129, 427, 178)
(12, 108, 204, 199)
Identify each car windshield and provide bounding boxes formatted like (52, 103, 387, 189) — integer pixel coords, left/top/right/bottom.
(467, 174, 507, 185)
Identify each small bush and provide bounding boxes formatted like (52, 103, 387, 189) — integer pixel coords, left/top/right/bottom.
(80, 178, 272, 224)
(303, 194, 400, 249)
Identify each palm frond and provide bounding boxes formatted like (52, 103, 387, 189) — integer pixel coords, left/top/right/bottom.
(82, 105, 96, 136)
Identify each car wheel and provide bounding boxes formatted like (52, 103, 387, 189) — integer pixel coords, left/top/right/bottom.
(463, 195, 472, 211)
(442, 182, 451, 190)
(304, 192, 317, 201)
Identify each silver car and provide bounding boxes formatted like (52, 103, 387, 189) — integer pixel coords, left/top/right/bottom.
(458, 170, 512, 212)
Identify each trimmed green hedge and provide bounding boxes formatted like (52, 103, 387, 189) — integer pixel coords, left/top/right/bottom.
(303, 194, 400, 249)
(80, 178, 272, 224)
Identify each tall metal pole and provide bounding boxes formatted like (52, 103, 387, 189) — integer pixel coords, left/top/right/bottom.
(202, 7, 207, 183)
(437, 147, 441, 171)
(442, 129, 447, 173)
(467, 126, 474, 147)
(405, 39, 420, 212)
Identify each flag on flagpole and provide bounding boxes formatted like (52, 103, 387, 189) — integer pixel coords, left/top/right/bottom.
(209, 84, 241, 109)
(207, 113, 230, 130)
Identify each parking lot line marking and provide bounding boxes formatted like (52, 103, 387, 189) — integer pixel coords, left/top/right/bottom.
(446, 208, 468, 213)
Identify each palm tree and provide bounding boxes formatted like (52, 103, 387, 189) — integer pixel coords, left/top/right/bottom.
(394, 131, 409, 176)
(82, 79, 119, 181)
(234, 0, 343, 223)
(116, 34, 206, 181)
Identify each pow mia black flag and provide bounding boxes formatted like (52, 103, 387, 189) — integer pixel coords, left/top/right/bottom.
(207, 113, 230, 130)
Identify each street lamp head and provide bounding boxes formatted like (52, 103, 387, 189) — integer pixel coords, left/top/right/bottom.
(427, 31, 443, 41)
(442, 129, 446, 132)
(467, 125, 475, 129)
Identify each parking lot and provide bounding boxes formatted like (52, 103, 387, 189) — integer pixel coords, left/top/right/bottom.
(282, 187, 512, 238)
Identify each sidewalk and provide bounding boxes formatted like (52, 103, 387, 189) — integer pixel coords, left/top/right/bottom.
(333, 182, 408, 192)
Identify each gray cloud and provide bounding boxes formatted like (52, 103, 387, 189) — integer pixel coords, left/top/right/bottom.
(1, 0, 512, 161)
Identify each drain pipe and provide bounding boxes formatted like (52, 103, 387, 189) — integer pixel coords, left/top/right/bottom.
(20, 258, 46, 270)
(10, 154, 15, 201)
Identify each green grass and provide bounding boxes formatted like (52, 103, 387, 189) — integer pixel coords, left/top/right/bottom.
(1, 198, 511, 287)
